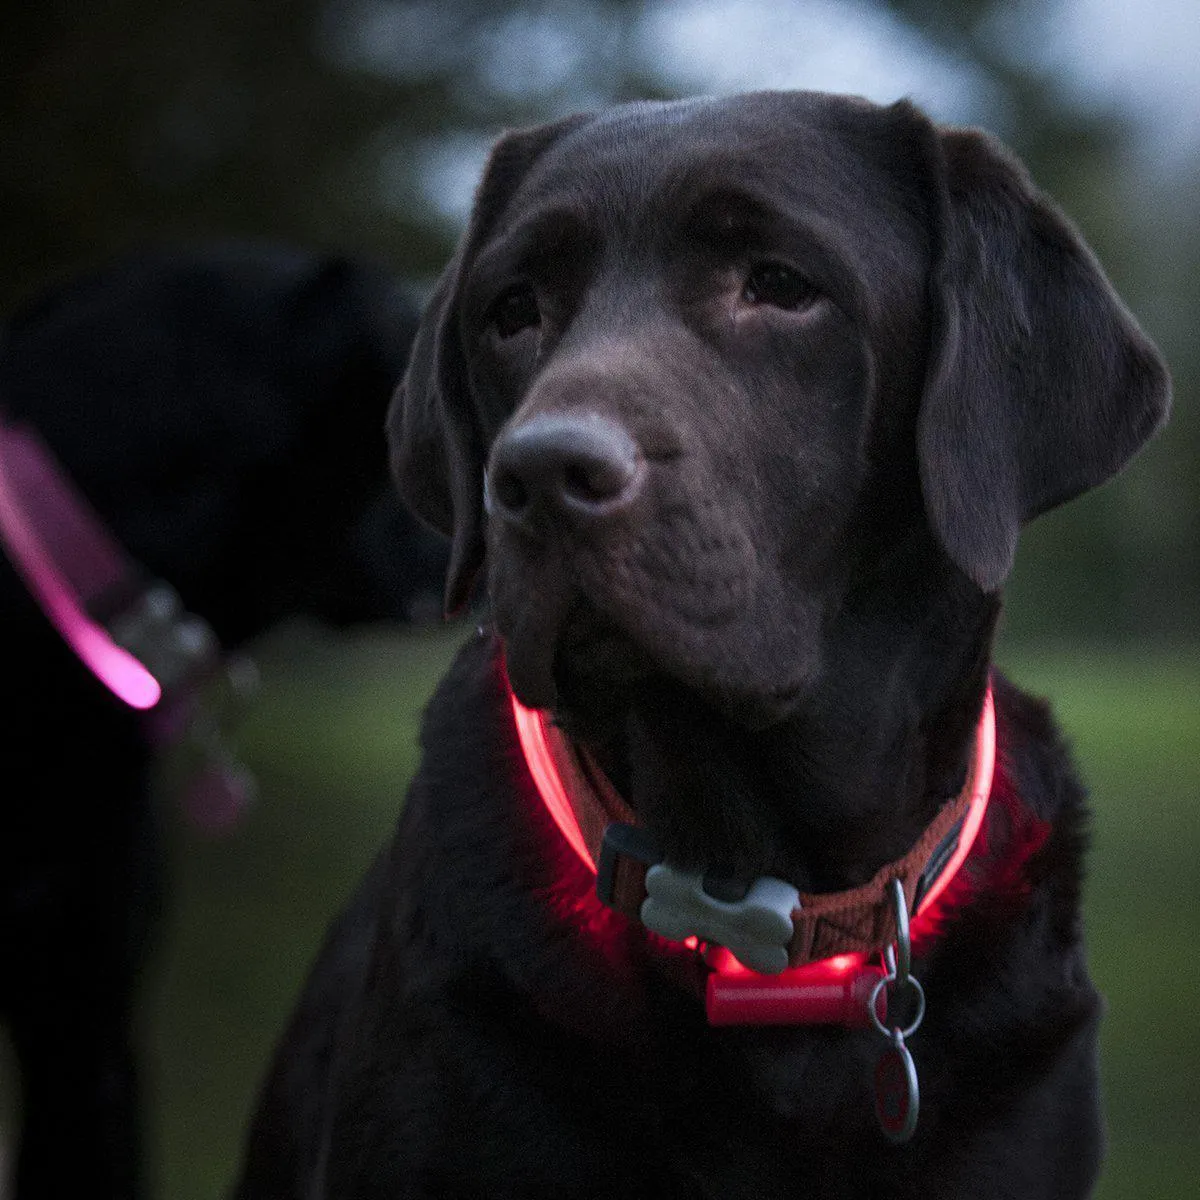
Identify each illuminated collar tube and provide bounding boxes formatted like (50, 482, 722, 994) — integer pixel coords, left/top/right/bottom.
(0, 420, 161, 708)
(510, 679, 997, 1027)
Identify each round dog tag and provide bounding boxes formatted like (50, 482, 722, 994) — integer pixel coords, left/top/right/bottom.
(874, 1031, 919, 1144)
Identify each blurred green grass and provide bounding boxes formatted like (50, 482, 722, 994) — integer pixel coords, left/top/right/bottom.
(143, 627, 1198, 1199)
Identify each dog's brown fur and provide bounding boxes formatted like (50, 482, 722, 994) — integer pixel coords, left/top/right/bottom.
(238, 92, 1169, 1199)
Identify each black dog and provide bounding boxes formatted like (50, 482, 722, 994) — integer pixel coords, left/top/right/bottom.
(0, 243, 445, 1199)
(237, 94, 1169, 1199)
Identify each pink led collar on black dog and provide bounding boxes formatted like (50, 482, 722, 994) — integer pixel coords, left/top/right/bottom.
(0, 416, 254, 832)
(0, 420, 163, 708)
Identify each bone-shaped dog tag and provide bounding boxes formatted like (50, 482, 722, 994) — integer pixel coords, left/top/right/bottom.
(641, 865, 799, 975)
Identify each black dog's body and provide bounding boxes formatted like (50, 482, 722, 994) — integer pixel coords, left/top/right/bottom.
(241, 637, 1102, 1200)
(0, 244, 445, 1199)
(239, 93, 1169, 1198)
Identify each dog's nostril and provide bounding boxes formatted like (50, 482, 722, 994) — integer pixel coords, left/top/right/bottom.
(562, 459, 628, 503)
(492, 470, 530, 514)
(489, 413, 643, 524)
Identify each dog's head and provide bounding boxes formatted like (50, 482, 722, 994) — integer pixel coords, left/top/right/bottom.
(391, 93, 1168, 738)
(3, 242, 448, 640)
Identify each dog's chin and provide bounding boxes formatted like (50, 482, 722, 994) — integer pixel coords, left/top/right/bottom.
(500, 595, 814, 742)
(499, 599, 647, 718)
(498, 608, 565, 712)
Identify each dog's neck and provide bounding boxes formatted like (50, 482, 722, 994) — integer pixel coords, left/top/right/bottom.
(768, 533, 1000, 890)
(564, 533, 999, 896)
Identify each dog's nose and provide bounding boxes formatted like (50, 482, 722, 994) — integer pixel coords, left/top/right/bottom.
(487, 413, 643, 526)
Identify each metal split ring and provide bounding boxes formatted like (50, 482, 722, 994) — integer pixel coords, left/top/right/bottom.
(869, 972, 926, 1040)
(869, 877, 925, 1039)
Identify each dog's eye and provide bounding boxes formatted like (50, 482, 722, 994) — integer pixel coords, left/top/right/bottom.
(742, 262, 820, 312)
(488, 284, 541, 339)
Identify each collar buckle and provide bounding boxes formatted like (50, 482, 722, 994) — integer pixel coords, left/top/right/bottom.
(102, 581, 221, 697)
(596, 822, 659, 916)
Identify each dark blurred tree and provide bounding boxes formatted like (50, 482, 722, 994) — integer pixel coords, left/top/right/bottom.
(2, 0, 1194, 639)
(878, 1, 1198, 640)
(1, 0, 662, 305)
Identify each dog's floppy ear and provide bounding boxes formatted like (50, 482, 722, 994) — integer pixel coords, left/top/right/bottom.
(917, 123, 1170, 591)
(389, 259, 483, 616)
(389, 114, 590, 615)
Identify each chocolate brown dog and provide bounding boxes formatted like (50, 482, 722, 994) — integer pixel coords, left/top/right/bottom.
(238, 93, 1169, 1199)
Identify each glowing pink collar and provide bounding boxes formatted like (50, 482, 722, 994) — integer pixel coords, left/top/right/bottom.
(0, 419, 162, 708)
(510, 679, 996, 1026)
(0, 416, 254, 832)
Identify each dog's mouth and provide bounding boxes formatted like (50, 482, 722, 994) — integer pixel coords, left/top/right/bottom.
(499, 591, 653, 723)
(488, 493, 825, 775)
(497, 594, 807, 837)
(495, 579, 851, 888)
(538, 609, 808, 881)
(553, 607, 651, 707)
(500, 587, 806, 731)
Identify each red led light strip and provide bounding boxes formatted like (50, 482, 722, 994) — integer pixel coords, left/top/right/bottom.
(511, 684, 996, 1026)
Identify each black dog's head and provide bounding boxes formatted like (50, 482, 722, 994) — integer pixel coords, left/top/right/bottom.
(390, 93, 1168, 875)
(3, 242, 447, 641)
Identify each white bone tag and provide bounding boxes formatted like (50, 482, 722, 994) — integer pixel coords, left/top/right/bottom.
(641, 864, 800, 975)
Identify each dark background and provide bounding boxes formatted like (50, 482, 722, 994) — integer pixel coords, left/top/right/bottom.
(2, 2, 1197, 1197)
(5, 0, 1197, 640)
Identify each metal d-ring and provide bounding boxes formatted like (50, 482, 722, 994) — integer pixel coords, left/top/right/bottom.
(869, 878, 925, 1040)
(887, 878, 911, 984)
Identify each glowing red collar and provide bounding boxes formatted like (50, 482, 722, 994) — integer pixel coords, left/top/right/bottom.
(510, 680, 996, 1026)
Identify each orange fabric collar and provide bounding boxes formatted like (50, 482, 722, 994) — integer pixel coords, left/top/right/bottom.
(509, 672, 997, 1025)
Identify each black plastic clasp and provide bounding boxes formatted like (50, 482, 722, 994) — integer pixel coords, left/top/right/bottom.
(596, 822, 662, 909)
(911, 817, 965, 914)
